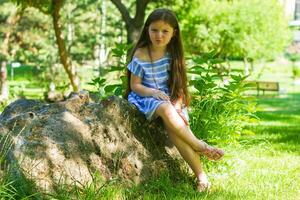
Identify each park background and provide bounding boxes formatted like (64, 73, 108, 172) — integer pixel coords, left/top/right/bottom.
(0, 0, 299, 199)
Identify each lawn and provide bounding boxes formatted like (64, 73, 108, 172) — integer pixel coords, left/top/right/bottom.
(1, 60, 299, 199)
(31, 93, 298, 200)
(113, 93, 300, 200)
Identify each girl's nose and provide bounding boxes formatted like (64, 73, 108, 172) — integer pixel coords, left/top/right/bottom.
(157, 31, 163, 38)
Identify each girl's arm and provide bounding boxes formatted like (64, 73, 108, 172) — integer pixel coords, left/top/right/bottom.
(130, 73, 170, 101)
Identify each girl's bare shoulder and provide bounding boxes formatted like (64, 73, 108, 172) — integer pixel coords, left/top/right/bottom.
(134, 48, 150, 62)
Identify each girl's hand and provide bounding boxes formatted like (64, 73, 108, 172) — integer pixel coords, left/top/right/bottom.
(152, 89, 170, 101)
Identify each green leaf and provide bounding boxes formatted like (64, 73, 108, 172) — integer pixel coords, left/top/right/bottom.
(120, 75, 127, 84)
(230, 74, 242, 81)
(108, 66, 124, 72)
(104, 84, 121, 93)
(210, 58, 224, 64)
(114, 86, 123, 96)
(91, 77, 106, 86)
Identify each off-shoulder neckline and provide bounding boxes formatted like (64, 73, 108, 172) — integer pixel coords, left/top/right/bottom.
(133, 54, 169, 63)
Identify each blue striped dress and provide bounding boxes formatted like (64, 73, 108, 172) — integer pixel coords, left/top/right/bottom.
(127, 54, 171, 120)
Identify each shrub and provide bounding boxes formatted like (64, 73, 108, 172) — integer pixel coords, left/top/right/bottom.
(188, 52, 256, 144)
(176, 0, 291, 60)
(88, 42, 130, 98)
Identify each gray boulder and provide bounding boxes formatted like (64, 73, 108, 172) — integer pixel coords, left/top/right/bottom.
(0, 91, 182, 193)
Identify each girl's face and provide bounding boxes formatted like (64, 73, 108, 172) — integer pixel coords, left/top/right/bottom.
(148, 20, 175, 49)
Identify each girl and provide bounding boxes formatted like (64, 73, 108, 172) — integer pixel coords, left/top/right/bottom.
(125, 8, 224, 192)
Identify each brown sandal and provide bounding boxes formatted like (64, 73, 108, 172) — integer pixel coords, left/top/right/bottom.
(200, 142, 224, 161)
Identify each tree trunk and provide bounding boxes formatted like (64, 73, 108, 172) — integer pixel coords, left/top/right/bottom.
(250, 60, 254, 73)
(52, 0, 79, 92)
(0, 61, 8, 101)
(0, 31, 10, 101)
(110, 0, 150, 44)
(244, 57, 250, 76)
(98, 0, 109, 76)
(0, 8, 22, 101)
(126, 24, 143, 45)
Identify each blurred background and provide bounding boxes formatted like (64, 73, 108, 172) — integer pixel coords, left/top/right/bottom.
(0, 0, 299, 103)
(0, 0, 299, 199)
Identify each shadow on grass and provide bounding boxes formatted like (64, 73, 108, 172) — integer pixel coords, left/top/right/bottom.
(244, 93, 300, 154)
(247, 125, 300, 153)
(255, 112, 300, 124)
(256, 93, 300, 110)
(124, 171, 246, 200)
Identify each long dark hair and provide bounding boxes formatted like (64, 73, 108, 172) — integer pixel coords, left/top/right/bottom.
(125, 8, 190, 106)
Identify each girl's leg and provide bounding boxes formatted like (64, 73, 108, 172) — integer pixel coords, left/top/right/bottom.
(165, 125, 203, 176)
(156, 102, 224, 160)
(165, 125, 210, 191)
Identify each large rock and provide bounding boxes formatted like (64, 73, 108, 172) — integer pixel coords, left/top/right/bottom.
(0, 91, 182, 193)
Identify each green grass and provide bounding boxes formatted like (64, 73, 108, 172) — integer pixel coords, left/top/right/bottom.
(115, 94, 299, 200)
(113, 94, 299, 200)
(9, 93, 294, 200)
(1, 59, 299, 199)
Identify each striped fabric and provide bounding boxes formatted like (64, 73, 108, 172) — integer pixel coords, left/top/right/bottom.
(127, 55, 171, 120)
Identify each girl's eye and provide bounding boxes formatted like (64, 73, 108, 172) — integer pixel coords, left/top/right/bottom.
(151, 29, 158, 32)
(163, 30, 169, 33)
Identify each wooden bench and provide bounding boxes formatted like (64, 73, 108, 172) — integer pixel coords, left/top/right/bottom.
(244, 81, 280, 95)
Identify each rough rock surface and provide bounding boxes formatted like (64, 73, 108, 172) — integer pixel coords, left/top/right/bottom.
(0, 91, 183, 193)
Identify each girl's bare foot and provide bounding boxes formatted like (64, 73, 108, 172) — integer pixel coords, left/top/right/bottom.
(199, 142, 224, 161)
(196, 173, 211, 192)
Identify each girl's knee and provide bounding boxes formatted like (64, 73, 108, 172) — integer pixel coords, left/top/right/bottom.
(156, 102, 175, 118)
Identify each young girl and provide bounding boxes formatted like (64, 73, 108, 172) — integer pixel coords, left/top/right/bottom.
(125, 8, 224, 192)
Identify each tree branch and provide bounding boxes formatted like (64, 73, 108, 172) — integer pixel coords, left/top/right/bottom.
(134, 0, 150, 27)
(110, 0, 132, 25)
(52, 0, 79, 91)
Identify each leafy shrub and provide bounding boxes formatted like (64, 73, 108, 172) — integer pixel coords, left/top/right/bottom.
(176, 0, 290, 60)
(89, 44, 256, 145)
(188, 52, 256, 144)
(88, 42, 131, 98)
(292, 65, 300, 78)
(284, 52, 300, 79)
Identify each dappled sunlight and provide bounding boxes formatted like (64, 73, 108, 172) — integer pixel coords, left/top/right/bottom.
(257, 107, 281, 112)
(0, 0, 300, 198)
(218, 140, 300, 200)
(244, 94, 300, 155)
(255, 121, 296, 127)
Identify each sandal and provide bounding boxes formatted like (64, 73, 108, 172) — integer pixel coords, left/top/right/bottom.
(200, 142, 224, 161)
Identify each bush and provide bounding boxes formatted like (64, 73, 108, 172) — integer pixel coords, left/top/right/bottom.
(292, 65, 300, 78)
(88, 42, 130, 98)
(188, 52, 256, 144)
(176, 0, 291, 60)
(284, 52, 300, 79)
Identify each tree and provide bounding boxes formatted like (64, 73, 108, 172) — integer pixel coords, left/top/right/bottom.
(110, 0, 150, 45)
(109, 0, 174, 45)
(12, 0, 80, 92)
(0, 2, 23, 101)
(175, 0, 291, 66)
